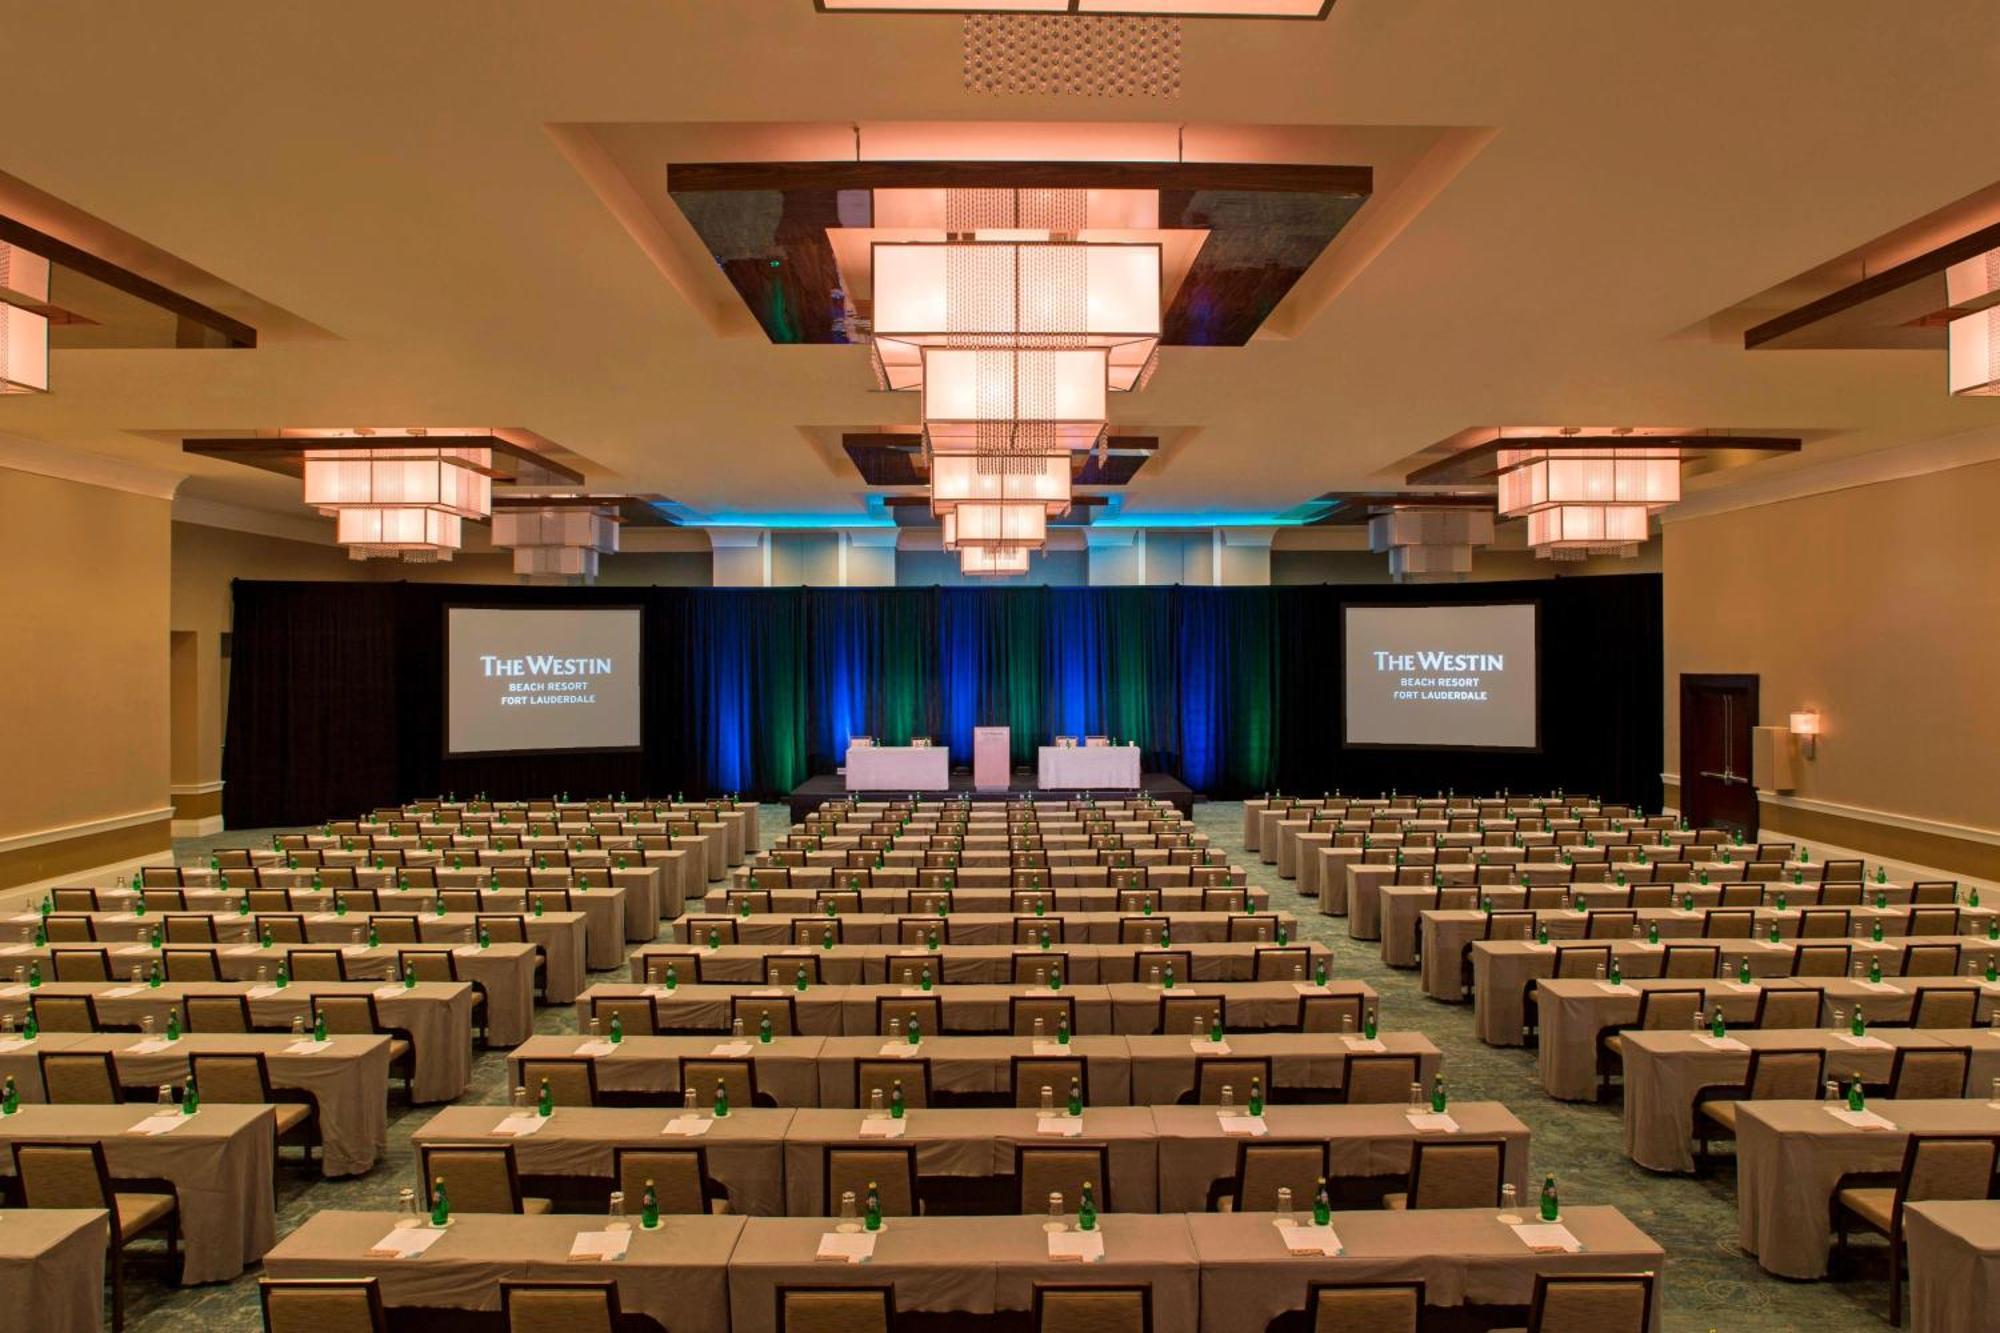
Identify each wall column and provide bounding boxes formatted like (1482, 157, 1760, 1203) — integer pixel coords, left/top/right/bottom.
(707, 529, 771, 587)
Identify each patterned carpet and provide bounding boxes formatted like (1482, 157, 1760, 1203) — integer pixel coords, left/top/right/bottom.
(136, 804, 1899, 1332)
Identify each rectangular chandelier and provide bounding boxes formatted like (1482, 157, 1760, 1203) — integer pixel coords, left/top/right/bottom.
(0, 242, 51, 394)
(920, 348, 1110, 455)
(1495, 444, 1678, 558)
(491, 505, 620, 578)
(302, 445, 494, 519)
(1946, 249, 2000, 396)
(957, 544, 1034, 576)
(334, 507, 462, 561)
(929, 451, 1073, 519)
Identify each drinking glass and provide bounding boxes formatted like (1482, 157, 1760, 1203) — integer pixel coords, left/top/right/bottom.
(1044, 1192, 1066, 1233)
(837, 1191, 861, 1234)
(606, 1190, 629, 1232)
(1497, 1183, 1521, 1225)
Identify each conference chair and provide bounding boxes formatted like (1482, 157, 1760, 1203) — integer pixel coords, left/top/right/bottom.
(1202, 888, 1248, 913)
(191, 1051, 319, 1167)
(887, 956, 947, 988)
(736, 994, 800, 1038)
(42, 1049, 125, 1105)
(1229, 914, 1286, 944)
(1661, 944, 1722, 979)
(1821, 882, 1864, 907)
(1597, 988, 1705, 1098)
(1032, 1284, 1152, 1333)
(248, 882, 293, 909)
(288, 950, 347, 982)
(439, 889, 482, 914)
(824, 1144, 920, 1218)
(855, 1058, 932, 1112)
(684, 917, 737, 946)
(418, 1144, 550, 1214)
(1628, 883, 1672, 908)
(1338, 1052, 1420, 1106)
(1585, 910, 1637, 940)
(1016, 1142, 1112, 1213)
(518, 1057, 600, 1109)
(311, 994, 417, 1096)
(1746, 861, 1786, 883)
(1911, 881, 1960, 906)
(259, 1278, 388, 1333)
(1024, 917, 1070, 946)
(1117, 889, 1161, 915)
(1821, 859, 1866, 884)
(1693, 1048, 1825, 1172)
(1908, 907, 1961, 937)
(1012, 994, 1075, 1037)
(1652, 861, 1693, 882)
(1753, 986, 1824, 1029)
(183, 992, 254, 1033)
(1702, 910, 1756, 940)
(1887, 1046, 1972, 1100)
(611, 1144, 721, 1216)
(589, 995, 657, 1037)
(1185, 1056, 1272, 1107)
(1834, 1134, 2000, 1325)
(766, 956, 821, 989)
(1792, 943, 1851, 977)
(1908, 986, 1978, 1029)
(499, 1280, 619, 1333)
(366, 915, 420, 945)
(1254, 946, 1311, 981)
(29, 993, 100, 1033)
(1303, 1282, 1424, 1333)
(815, 889, 861, 915)
(688, 1048, 784, 1110)
(256, 914, 307, 944)
(1160, 993, 1222, 1037)
(724, 889, 771, 916)
(1012, 1055, 1087, 1109)
(162, 948, 221, 983)
(1799, 908, 1851, 939)
(1299, 993, 1364, 1034)
(1902, 942, 1961, 977)
(13, 1140, 179, 1331)
(1524, 1272, 1658, 1333)
(1133, 950, 1193, 987)
(1011, 889, 1055, 916)
(401, 950, 488, 1043)
(50, 888, 98, 912)
(1719, 883, 1764, 908)
(1208, 1139, 1327, 1213)
(141, 866, 185, 888)
(51, 948, 112, 982)
(1383, 1140, 1506, 1209)
(1522, 945, 1612, 1042)
(41, 914, 96, 943)
(775, 1286, 895, 1333)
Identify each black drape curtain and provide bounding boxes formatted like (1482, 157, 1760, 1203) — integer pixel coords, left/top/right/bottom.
(223, 575, 1662, 827)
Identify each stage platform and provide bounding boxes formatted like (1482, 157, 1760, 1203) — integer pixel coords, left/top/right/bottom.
(785, 771, 1195, 822)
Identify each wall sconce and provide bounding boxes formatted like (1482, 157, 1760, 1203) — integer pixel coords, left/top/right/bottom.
(1789, 710, 1821, 760)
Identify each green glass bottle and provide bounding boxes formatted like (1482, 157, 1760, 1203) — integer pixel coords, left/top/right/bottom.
(919, 967, 933, 993)
(1709, 1007, 1725, 1038)
(1539, 1174, 1559, 1221)
(430, 1177, 450, 1227)
(536, 1077, 553, 1117)
(1208, 1013, 1224, 1044)
(1162, 964, 1175, 991)
(1, 1074, 17, 1115)
(165, 1008, 181, 1041)
(1737, 957, 1753, 985)
(1057, 1016, 1071, 1046)
(864, 1180, 882, 1231)
(1077, 1180, 1097, 1232)
(906, 1017, 921, 1047)
(713, 1078, 729, 1118)
(181, 1072, 199, 1115)
(758, 1012, 773, 1044)
(275, 962, 289, 990)
(1430, 1075, 1447, 1114)
(1048, 967, 1062, 992)
(21, 1008, 37, 1040)
(1852, 1004, 1868, 1037)
(1847, 1077, 1865, 1112)
(1647, 923, 1660, 946)
(663, 963, 678, 991)
(1247, 1076, 1264, 1117)
(1312, 1176, 1332, 1226)
(313, 1009, 328, 1042)
(532, 897, 544, 919)
(641, 1179, 660, 1229)
(1066, 1077, 1083, 1117)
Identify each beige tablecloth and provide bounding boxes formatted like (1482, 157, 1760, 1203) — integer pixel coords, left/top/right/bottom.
(0, 1030, 391, 1177)
(264, 1210, 741, 1333)
(1736, 1099, 2000, 1278)
(0, 1207, 106, 1333)
(411, 1104, 791, 1216)
(1123, 1032, 1441, 1106)
(630, 941, 1334, 988)
(507, 1034, 827, 1106)
(670, 910, 1296, 949)
(1905, 1199, 2000, 1333)
(0, 1103, 275, 1282)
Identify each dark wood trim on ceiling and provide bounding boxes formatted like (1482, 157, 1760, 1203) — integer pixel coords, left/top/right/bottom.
(181, 435, 588, 486)
(1744, 216, 2000, 351)
(1406, 434, 1802, 486)
(668, 159, 1370, 197)
(815, 1, 1335, 16)
(1307, 490, 1496, 525)
(0, 214, 258, 349)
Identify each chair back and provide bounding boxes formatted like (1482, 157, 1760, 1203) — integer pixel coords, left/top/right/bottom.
(185, 993, 253, 1033)
(1798, 909, 1849, 939)
(1903, 943, 1961, 977)
(1012, 1056, 1086, 1108)
(369, 916, 420, 944)
(1229, 915, 1284, 944)
(163, 947, 221, 982)
(312, 993, 381, 1035)
(39, 1051, 119, 1104)
(28, 994, 96, 1033)
(855, 1058, 930, 1110)
(501, 1280, 616, 1333)
(1909, 907, 1961, 937)
(1407, 1140, 1504, 1208)
(1190, 1056, 1271, 1106)
(477, 915, 528, 944)
(421, 1144, 527, 1213)
(1791, 944, 1850, 977)
(612, 1146, 711, 1215)
(1233, 1140, 1328, 1211)
(1585, 910, 1636, 940)
(777, 1287, 893, 1333)
(1634, 988, 1704, 1032)
(1753, 987, 1823, 1030)
(1016, 1144, 1110, 1212)
(1012, 994, 1075, 1036)
(680, 1058, 756, 1110)
(1552, 945, 1610, 979)
(190, 1051, 274, 1104)
(824, 1145, 917, 1216)
(1159, 994, 1222, 1036)
(1300, 994, 1363, 1033)
(50, 949, 110, 982)
(42, 915, 95, 943)
(1343, 1053, 1420, 1105)
(1661, 945, 1720, 979)
(1253, 947, 1311, 982)
(1745, 1048, 1825, 1100)
(1819, 883, 1863, 907)
(1527, 1273, 1657, 1333)
(1889, 1046, 1971, 1100)
(163, 914, 216, 944)
(258, 914, 307, 944)
(403, 951, 455, 984)
(261, 1278, 389, 1333)
(1305, 1282, 1423, 1333)
(734, 995, 800, 1039)
(874, 995, 938, 1037)
(1901, 1134, 2000, 1214)
(1702, 910, 1755, 939)
(1910, 986, 1978, 1030)
(520, 1057, 598, 1108)
(1911, 881, 1960, 906)
(50, 889, 98, 912)
(767, 957, 821, 988)
(1034, 1285, 1151, 1333)
(1202, 888, 1248, 913)
(1484, 911, 1536, 943)
(590, 996, 657, 1036)
(289, 950, 345, 982)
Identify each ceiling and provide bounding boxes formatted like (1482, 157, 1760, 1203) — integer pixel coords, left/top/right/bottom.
(3, 1, 2000, 534)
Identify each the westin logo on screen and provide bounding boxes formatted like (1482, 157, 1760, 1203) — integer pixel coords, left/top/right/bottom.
(482, 653, 613, 708)
(1371, 651, 1504, 672)
(481, 655, 613, 677)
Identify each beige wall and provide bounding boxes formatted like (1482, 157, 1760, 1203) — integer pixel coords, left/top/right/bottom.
(0, 469, 173, 885)
(1271, 542, 1659, 585)
(1663, 459, 2000, 873)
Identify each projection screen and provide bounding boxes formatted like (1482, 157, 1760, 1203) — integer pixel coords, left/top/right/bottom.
(1342, 602, 1539, 750)
(445, 606, 642, 755)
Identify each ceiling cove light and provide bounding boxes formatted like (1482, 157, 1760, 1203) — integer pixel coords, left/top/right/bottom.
(1494, 437, 1680, 561)
(491, 504, 620, 579)
(0, 242, 52, 394)
(299, 430, 495, 562)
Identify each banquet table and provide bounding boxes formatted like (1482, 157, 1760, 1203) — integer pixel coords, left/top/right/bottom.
(507, 1033, 828, 1106)
(264, 1211, 743, 1333)
(1189, 1206, 1664, 1332)
(1122, 1032, 1441, 1106)
(671, 910, 1299, 949)
(1904, 1199, 2000, 1333)
(724, 883, 1261, 914)
(1468, 937, 2000, 1048)
(0, 1030, 392, 1176)
(1038, 744, 1141, 790)
(727, 1213, 1199, 1333)
(1618, 1027, 2000, 1173)
(411, 1104, 793, 1217)
(845, 745, 950, 792)
(0, 1208, 106, 1333)
(1735, 1099, 2000, 1279)
(631, 941, 1335, 988)
(0, 1103, 276, 1283)
(1534, 976, 2000, 1102)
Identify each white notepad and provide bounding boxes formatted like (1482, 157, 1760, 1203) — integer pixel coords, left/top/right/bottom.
(1047, 1229, 1105, 1262)
(1825, 1107, 1898, 1131)
(1275, 1221, 1341, 1256)
(877, 1043, 923, 1058)
(1696, 1035, 1748, 1051)
(1190, 1039, 1231, 1054)
(101, 986, 145, 999)
(126, 1038, 174, 1055)
(858, 1118, 907, 1139)
(246, 985, 282, 999)
(1511, 1222, 1582, 1253)
(1291, 983, 1330, 995)
(285, 1039, 335, 1054)
(661, 1115, 712, 1138)
(567, 1230, 632, 1262)
(815, 1231, 877, 1263)
(1340, 1037, 1387, 1053)
(1404, 1112, 1458, 1133)
(1030, 1041, 1069, 1057)
(373, 986, 406, 1000)
(709, 1042, 753, 1057)
(365, 1226, 446, 1259)
(1036, 1115, 1084, 1137)
(490, 1112, 546, 1138)
(127, 1113, 190, 1137)
(574, 1040, 615, 1057)
(1839, 1034, 1891, 1049)
(1217, 1114, 1268, 1137)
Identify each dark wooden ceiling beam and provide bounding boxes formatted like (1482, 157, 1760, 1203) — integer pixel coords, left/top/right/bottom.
(0, 214, 257, 349)
(669, 160, 1370, 196)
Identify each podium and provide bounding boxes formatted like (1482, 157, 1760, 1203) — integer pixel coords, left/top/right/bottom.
(973, 726, 1011, 792)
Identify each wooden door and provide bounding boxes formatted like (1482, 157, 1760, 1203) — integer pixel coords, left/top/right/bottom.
(1680, 674, 1758, 837)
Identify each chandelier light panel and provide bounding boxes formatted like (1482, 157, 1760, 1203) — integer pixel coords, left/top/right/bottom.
(1367, 507, 1495, 579)
(1945, 248, 2000, 396)
(490, 505, 620, 578)
(956, 544, 1034, 575)
(333, 507, 462, 562)
(0, 241, 52, 394)
(301, 439, 494, 561)
(1495, 444, 1679, 559)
